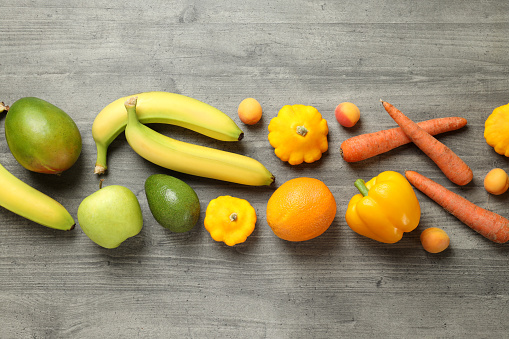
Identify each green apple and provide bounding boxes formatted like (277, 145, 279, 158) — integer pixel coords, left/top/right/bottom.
(77, 183, 143, 249)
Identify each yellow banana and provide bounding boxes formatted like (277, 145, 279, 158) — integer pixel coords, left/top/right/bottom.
(124, 97, 274, 186)
(0, 162, 75, 230)
(92, 91, 244, 174)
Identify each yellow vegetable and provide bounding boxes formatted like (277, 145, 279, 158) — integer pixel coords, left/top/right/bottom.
(204, 195, 256, 246)
(345, 171, 421, 244)
(268, 104, 328, 165)
(484, 103, 509, 156)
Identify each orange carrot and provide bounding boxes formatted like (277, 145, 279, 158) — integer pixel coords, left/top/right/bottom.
(381, 100, 473, 186)
(406, 170, 509, 244)
(341, 117, 467, 162)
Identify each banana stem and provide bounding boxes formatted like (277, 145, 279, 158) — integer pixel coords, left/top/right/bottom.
(0, 102, 9, 113)
(94, 145, 108, 174)
(124, 97, 139, 126)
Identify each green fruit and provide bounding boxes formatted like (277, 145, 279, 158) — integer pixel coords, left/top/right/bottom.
(78, 184, 143, 249)
(145, 174, 200, 232)
(5, 97, 82, 174)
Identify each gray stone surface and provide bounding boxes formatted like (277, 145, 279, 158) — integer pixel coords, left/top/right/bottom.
(1, 1, 508, 338)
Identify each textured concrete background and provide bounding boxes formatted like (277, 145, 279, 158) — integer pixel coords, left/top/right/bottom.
(0, 1, 508, 338)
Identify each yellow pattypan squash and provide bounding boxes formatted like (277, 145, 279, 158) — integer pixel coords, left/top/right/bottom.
(204, 195, 256, 246)
(485, 103, 509, 156)
(268, 104, 328, 165)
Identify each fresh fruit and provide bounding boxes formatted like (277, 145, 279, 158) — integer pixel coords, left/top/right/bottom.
(484, 168, 509, 195)
(145, 174, 200, 232)
(238, 98, 262, 125)
(92, 91, 244, 174)
(204, 195, 256, 246)
(124, 97, 274, 186)
(268, 104, 329, 165)
(266, 177, 336, 241)
(335, 102, 360, 128)
(77, 181, 143, 249)
(4, 97, 82, 174)
(0, 161, 74, 230)
(420, 227, 450, 253)
(345, 171, 421, 244)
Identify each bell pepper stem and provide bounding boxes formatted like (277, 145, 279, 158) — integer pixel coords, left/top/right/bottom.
(354, 179, 369, 197)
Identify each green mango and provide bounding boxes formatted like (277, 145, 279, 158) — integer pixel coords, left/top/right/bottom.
(5, 97, 82, 174)
(145, 174, 200, 233)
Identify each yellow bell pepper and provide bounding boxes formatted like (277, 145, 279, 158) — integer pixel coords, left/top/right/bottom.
(484, 103, 509, 156)
(268, 104, 328, 165)
(204, 195, 256, 246)
(345, 171, 421, 244)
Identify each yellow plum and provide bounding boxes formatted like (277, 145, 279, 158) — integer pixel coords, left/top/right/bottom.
(238, 98, 262, 125)
(420, 227, 450, 253)
(484, 168, 509, 195)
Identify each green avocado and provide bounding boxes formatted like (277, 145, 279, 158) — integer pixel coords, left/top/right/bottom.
(5, 97, 82, 174)
(144, 174, 201, 233)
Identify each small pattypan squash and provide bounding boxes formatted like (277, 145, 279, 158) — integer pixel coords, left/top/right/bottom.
(268, 104, 328, 165)
(485, 103, 509, 156)
(204, 195, 256, 246)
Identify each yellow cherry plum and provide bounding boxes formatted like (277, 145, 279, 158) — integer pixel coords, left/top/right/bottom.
(238, 98, 263, 125)
(420, 227, 450, 254)
(484, 168, 509, 195)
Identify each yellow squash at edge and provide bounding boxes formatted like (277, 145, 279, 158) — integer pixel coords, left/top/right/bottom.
(484, 102, 509, 156)
(345, 171, 421, 244)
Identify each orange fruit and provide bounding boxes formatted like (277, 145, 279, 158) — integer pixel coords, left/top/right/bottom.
(266, 177, 336, 241)
(238, 97, 263, 125)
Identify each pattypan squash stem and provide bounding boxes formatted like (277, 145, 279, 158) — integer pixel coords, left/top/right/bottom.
(354, 179, 370, 197)
(229, 213, 238, 222)
(296, 125, 308, 137)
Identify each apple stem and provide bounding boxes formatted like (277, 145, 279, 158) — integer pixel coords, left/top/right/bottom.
(99, 179, 105, 189)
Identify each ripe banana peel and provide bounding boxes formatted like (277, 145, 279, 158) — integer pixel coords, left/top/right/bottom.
(124, 97, 275, 186)
(0, 162, 75, 230)
(92, 91, 244, 174)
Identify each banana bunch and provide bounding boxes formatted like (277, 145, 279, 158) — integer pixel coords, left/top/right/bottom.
(92, 91, 244, 174)
(124, 97, 274, 186)
(0, 162, 75, 230)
